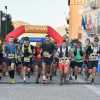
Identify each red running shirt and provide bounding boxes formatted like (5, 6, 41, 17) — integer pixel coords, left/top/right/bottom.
(35, 47, 42, 61)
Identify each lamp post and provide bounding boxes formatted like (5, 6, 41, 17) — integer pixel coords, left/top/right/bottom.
(5, 6, 7, 35)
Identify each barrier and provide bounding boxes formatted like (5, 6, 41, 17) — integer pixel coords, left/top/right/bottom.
(97, 62, 100, 72)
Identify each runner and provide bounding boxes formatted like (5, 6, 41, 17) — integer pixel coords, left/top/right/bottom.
(84, 38, 93, 81)
(0, 40, 3, 79)
(87, 37, 99, 83)
(41, 36, 55, 83)
(57, 40, 70, 85)
(2, 41, 8, 77)
(16, 41, 23, 75)
(4, 37, 17, 84)
(52, 43, 58, 76)
(69, 40, 76, 80)
(34, 43, 42, 84)
(73, 41, 84, 80)
(21, 38, 33, 82)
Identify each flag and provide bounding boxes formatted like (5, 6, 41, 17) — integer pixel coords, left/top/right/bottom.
(87, 15, 94, 33)
(81, 16, 87, 30)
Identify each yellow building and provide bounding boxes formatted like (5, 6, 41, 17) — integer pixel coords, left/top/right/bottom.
(69, 0, 85, 39)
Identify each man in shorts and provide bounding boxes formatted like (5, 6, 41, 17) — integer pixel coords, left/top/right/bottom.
(34, 43, 42, 83)
(41, 36, 56, 82)
(4, 37, 17, 84)
(73, 41, 84, 80)
(0, 40, 3, 79)
(21, 38, 33, 82)
(57, 40, 70, 85)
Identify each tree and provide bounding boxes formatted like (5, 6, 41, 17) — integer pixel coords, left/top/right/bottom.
(6, 14, 14, 33)
(0, 11, 14, 38)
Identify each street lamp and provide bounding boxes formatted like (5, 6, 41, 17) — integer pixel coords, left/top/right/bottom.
(5, 6, 7, 35)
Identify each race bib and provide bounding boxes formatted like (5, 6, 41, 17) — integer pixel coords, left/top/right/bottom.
(8, 54, 15, 58)
(59, 59, 63, 63)
(59, 57, 70, 64)
(43, 51, 51, 58)
(18, 56, 21, 61)
(11, 63, 15, 69)
(24, 57, 30, 62)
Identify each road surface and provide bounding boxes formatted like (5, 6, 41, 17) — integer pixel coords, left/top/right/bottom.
(0, 74, 100, 100)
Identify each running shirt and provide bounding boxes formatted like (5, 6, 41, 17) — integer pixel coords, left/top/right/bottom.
(42, 42, 56, 58)
(69, 47, 75, 61)
(84, 44, 93, 62)
(16, 44, 22, 62)
(35, 47, 42, 61)
(5, 43, 17, 59)
(89, 47, 98, 61)
(57, 46, 70, 58)
(22, 45, 33, 62)
(74, 47, 83, 62)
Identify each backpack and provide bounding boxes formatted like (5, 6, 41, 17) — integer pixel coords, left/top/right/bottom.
(22, 45, 33, 57)
(59, 46, 68, 57)
(74, 47, 83, 57)
(86, 45, 93, 55)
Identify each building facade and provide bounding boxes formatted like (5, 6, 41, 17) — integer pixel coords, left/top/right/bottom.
(68, 0, 100, 40)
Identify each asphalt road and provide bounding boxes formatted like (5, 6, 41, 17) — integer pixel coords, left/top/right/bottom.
(0, 74, 100, 100)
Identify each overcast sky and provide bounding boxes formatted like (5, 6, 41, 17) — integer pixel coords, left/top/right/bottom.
(0, 0, 69, 27)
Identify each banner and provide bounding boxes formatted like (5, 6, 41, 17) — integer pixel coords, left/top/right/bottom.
(20, 37, 46, 43)
(81, 15, 87, 30)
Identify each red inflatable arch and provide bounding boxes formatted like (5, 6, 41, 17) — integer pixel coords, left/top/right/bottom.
(6, 25, 64, 45)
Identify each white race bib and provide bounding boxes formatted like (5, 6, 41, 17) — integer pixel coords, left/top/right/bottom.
(59, 57, 70, 64)
(8, 54, 15, 58)
(43, 51, 51, 58)
(24, 57, 30, 62)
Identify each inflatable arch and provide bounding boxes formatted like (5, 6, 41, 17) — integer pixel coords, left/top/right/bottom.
(6, 25, 64, 45)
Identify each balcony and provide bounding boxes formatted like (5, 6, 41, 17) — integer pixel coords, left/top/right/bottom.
(95, 0, 100, 8)
(88, 0, 100, 9)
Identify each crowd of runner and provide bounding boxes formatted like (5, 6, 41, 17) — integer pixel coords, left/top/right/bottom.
(0, 35, 100, 85)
